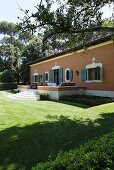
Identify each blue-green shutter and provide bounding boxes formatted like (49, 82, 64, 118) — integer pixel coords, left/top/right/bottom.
(49, 69, 54, 83)
(96, 66, 101, 80)
(69, 69, 73, 81)
(38, 75, 40, 82)
(32, 75, 34, 82)
(43, 73, 46, 82)
(81, 69, 87, 81)
(59, 68, 63, 85)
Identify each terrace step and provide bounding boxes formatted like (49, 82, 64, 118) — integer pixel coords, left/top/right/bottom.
(8, 90, 40, 100)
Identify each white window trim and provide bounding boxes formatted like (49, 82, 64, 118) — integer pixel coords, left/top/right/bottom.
(65, 68, 71, 82)
(52, 65, 60, 70)
(45, 72, 49, 82)
(33, 73, 38, 76)
(85, 62, 102, 69)
(85, 62, 103, 83)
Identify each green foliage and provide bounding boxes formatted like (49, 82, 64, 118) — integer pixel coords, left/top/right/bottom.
(60, 95, 114, 106)
(102, 19, 113, 27)
(0, 82, 17, 90)
(40, 93, 49, 100)
(20, 0, 114, 35)
(0, 21, 18, 36)
(0, 70, 14, 82)
(33, 131, 114, 170)
(22, 36, 43, 61)
(0, 21, 43, 83)
(19, 0, 114, 56)
(20, 62, 30, 84)
(11, 89, 20, 94)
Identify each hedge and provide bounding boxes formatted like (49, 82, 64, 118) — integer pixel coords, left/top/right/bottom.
(0, 82, 17, 90)
(32, 131, 114, 170)
(40, 93, 49, 100)
(60, 95, 114, 106)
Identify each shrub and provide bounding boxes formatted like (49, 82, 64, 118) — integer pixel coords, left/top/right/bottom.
(0, 70, 14, 82)
(59, 95, 114, 106)
(0, 82, 17, 90)
(32, 131, 114, 170)
(11, 89, 20, 94)
(40, 93, 49, 100)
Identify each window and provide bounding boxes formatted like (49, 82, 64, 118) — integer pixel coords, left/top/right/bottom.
(88, 68, 97, 80)
(44, 72, 49, 82)
(65, 69, 73, 82)
(81, 63, 103, 82)
(66, 70, 70, 81)
(45, 72, 48, 81)
(34, 75, 37, 82)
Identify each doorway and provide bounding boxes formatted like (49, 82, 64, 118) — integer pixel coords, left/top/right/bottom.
(54, 69, 59, 86)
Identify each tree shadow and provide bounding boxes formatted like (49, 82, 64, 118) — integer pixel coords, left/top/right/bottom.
(0, 112, 114, 170)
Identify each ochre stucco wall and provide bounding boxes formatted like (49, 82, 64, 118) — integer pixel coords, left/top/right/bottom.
(30, 41, 114, 91)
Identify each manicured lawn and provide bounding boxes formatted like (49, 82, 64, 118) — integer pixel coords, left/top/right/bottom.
(0, 91, 114, 170)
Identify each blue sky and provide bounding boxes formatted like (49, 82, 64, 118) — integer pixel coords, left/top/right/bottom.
(0, 1, 113, 23)
(0, 0, 38, 23)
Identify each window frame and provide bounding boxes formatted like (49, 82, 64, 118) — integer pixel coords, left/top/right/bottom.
(85, 62, 103, 83)
(45, 72, 49, 82)
(33, 73, 39, 82)
(65, 68, 71, 82)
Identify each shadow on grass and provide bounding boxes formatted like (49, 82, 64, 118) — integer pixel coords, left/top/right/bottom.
(0, 112, 114, 170)
(52, 100, 91, 109)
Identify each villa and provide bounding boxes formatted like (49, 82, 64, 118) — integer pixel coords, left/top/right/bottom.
(19, 33, 114, 100)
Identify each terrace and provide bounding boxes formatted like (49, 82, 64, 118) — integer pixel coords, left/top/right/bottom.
(18, 82, 86, 100)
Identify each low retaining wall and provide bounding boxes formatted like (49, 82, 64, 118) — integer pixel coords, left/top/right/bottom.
(18, 85, 31, 91)
(37, 86, 86, 100)
(18, 85, 114, 100)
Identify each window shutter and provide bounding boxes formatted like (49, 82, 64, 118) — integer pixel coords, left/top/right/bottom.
(59, 68, 63, 85)
(36, 75, 40, 82)
(32, 75, 34, 82)
(49, 69, 54, 83)
(96, 66, 101, 80)
(39, 75, 41, 82)
(69, 69, 73, 81)
(43, 73, 46, 82)
(81, 69, 87, 81)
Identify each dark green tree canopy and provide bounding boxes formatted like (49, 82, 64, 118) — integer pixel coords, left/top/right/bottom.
(0, 21, 43, 83)
(19, 0, 114, 36)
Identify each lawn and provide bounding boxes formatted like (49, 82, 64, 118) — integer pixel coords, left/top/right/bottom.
(0, 91, 114, 170)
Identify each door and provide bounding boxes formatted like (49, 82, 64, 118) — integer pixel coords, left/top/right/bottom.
(54, 68, 63, 86)
(54, 69, 59, 85)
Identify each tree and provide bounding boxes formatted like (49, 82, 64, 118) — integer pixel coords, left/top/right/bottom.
(0, 21, 42, 83)
(0, 21, 25, 83)
(22, 36, 42, 61)
(19, 35, 45, 83)
(0, 21, 19, 37)
(19, 0, 114, 37)
(0, 37, 24, 82)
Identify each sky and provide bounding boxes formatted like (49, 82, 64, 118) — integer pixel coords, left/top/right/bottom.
(0, 0, 113, 24)
(0, 0, 38, 23)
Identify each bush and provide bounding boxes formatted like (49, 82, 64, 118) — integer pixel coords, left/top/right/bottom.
(60, 95, 114, 106)
(32, 131, 114, 170)
(0, 70, 14, 82)
(11, 89, 20, 94)
(40, 93, 49, 100)
(0, 82, 17, 90)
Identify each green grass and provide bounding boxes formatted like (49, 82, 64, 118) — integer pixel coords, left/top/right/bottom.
(0, 91, 114, 170)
